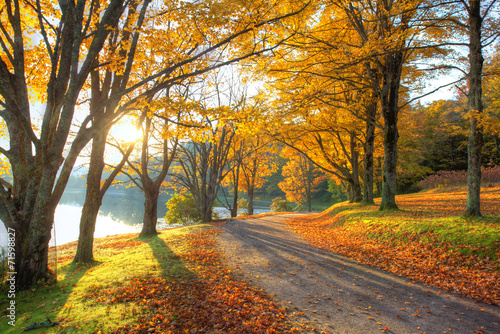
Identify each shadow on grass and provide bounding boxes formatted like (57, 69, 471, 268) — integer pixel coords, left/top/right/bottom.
(144, 234, 193, 280)
(0, 261, 94, 333)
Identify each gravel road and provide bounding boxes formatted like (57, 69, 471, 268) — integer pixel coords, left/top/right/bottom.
(216, 214, 500, 334)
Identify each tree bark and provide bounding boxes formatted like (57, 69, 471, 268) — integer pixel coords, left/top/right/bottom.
(230, 163, 240, 217)
(13, 212, 53, 288)
(248, 187, 255, 215)
(379, 52, 403, 211)
(363, 101, 377, 204)
(350, 133, 362, 203)
(141, 187, 160, 236)
(465, 0, 483, 217)
(74, 127, 108, 262)
(201, 201, 214, 223)
(347, 179, 362, 203)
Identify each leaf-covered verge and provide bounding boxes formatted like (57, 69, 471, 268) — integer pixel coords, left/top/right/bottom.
(287, 186, 500, 306)
(0, 225, 298, 333)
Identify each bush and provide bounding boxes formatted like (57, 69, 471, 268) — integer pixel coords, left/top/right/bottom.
(419, 170, 467, 189)
(237, 198, 249, 216)
(270, 197, 293, 212)
(419, 164, 500, 189)
(165, 193, 202, 225)
(294, 203, 306, 212)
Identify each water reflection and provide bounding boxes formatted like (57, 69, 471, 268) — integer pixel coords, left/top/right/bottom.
(52, 204, 140, 246)
(60, 189, 171, 226)
(0, 188, 271, 249)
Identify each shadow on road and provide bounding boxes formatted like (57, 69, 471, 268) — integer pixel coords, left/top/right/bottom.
(219, 214, 500, 334)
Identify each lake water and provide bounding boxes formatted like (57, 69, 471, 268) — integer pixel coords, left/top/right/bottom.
(0, 188, 271, 249)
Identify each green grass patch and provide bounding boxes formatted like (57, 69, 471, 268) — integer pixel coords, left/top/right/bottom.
(339, 206, 500, 261)
(0, 225, 204, 334)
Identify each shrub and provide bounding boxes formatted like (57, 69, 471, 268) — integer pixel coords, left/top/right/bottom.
(165, 193, 202, 225)
(237, 198, 249, 216)
(270, 197, 293, 212)
(419, 164, 500, 189)
(294, 203, 306, 212)
(419, 170, 467, 189)
(483, 164, 500, 186)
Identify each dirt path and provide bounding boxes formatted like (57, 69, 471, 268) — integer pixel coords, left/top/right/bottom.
(216, 214, 500, 334)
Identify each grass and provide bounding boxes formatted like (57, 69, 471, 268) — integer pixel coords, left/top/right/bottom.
(0, 223, 293, 333)
(0, 225, 206, 333)
(287, 186, 500, 305)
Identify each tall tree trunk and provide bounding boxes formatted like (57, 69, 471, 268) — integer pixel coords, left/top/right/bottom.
(363, 102, 377, 204)
(379, 53, 403, 211)
(375, 157, 383, 196)
(141, 186, 160, 236)
(465, 0, 483, 217)
(247, 162, 258, 215)
(74, 129, 107, 262)
(350, 133, 362, 203)
(307, 192, 312, 212)
(248, 186, 255, 215)
(230, 163, 240, 217)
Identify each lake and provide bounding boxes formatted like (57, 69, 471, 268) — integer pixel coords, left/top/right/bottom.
(0, 188, 271, 249)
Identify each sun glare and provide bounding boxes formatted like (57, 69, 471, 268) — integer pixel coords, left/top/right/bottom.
(110, 121, 142, 143)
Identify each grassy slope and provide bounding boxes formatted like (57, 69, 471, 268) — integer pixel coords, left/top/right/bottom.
(287, 186, 500, 305)
(0, 225, 293, 333)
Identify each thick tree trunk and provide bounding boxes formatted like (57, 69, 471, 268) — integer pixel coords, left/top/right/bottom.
(346, 183, 353, 202)
(201, 204, 213, 223)
(465, 1, 483, 217)
(74, 202, 100, 263)
(13, 214, 53, 289)
(363, 102, 377, 204)
(141, 188, 160, 236)
(74, 129, 107, 262)
(379, 53, 403, 211)
(230, 192, 239, 217)
(247, 187, 255, 215)
(348, 179, 362, 203)
(380, 128, 398, 210)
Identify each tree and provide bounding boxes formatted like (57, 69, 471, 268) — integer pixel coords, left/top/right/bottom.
(279, 148, 326, 212)
(268, 98, 366, 203)
(119, 104, 179, 236)
(74, 0, 152, 262)
(173, 123, 235, 222)
(254, 0, 465, 210)
(0, 0, 130, 288)
(0, 0, 311, 288)
(219, 93, 280, 216)
(238, 137, 278, 215)
(462, 0, 499, 216)
(74, 115, 144, 263)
